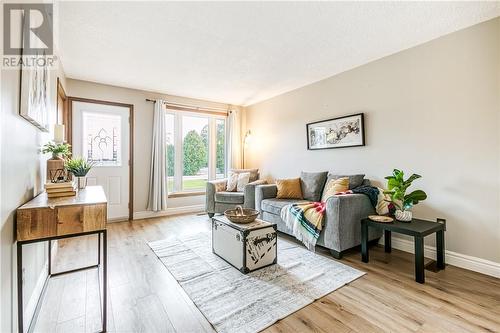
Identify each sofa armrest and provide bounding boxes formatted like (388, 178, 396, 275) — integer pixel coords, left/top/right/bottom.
(206, 179, 228, 213)
(322, 194, 376, 252)
(243, 180, 268, 209)
(210, 179, 228, 192)
(255, 184, 278, 213)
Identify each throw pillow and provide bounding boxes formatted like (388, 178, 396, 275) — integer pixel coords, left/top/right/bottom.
(327, 174, 365, 189)
(236, 172, 251, 192)
(230, 168, 259, 182)
(322, 177, 349, 201)
(376, 188, 392, 215)
(226, 172, 239, 192)
(276, 178, 303, 199)
(300, 171, 328, 202)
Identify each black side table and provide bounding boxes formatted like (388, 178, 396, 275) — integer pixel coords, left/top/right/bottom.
(361, 217, 446, 283)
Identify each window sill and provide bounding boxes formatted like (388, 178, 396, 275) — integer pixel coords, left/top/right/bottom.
(168, 191, 206, 198)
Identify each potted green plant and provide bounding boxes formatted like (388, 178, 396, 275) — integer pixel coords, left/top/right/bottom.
(42, 142, 72, 182)
(65, 157, 95, 189)
(384, 169, 427, 222)
(42, 142, 72, 159)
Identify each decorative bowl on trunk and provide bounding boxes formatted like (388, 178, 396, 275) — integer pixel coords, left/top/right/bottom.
(224, 206, 259, 224)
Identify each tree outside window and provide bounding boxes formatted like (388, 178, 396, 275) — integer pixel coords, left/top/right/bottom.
(166, 112, 226, 192)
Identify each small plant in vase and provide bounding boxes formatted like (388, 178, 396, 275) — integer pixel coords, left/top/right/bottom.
(384, 169, 427, 222)
(65, 158, 95, 189)
(42, 142, 72, 182)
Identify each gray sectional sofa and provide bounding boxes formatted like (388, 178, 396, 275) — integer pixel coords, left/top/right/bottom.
(255, 172, 382, 258)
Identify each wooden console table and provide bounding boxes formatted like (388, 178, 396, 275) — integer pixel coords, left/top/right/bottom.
(361, 217, 446, 283)
(16, 186, 108, 333)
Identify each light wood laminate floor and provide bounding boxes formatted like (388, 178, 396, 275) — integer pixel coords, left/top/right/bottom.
(32, 214, 500, 333)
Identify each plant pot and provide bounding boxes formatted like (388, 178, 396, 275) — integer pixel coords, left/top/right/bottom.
(47, 156, 65, 183)
(395, 209, 412, 222)
(76, 176, 87, 189)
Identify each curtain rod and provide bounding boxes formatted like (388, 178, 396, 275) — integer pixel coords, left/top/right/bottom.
(145, 98, 231, 113)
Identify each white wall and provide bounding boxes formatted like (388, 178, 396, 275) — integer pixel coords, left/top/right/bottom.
(0, 59, 66, 332)
(245, 18, 500, 264)
(65, 79, 242, 215)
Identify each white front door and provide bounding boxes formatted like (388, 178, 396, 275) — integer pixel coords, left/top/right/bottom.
(72, 101, 130, 221)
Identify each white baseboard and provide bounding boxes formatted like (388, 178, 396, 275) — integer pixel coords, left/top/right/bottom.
(133, 204, 205, 220)
(380, 236, 500, 278)
(107, 216, 130, 223)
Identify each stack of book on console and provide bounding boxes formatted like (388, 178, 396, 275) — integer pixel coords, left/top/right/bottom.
(45, 181, 77, 198)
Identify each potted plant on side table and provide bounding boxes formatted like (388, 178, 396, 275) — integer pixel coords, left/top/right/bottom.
(42, 142, 72, 182)
(65, 158, 95, 189)
(384, 169, 427, 222)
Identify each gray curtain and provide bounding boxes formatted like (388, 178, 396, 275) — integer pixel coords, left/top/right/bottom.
(147, 99, 168, 211)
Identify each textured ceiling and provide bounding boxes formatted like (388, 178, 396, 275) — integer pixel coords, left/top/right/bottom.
(58, 1, 500, 106)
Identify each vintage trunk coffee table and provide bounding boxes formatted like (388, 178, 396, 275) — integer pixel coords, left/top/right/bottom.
(212, 215, 277, 273)
(361, 217, 446, 283)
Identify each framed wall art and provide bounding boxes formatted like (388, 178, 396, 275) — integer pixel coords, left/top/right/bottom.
(19, 14, 51, 132)
(306, 113, 365, 150)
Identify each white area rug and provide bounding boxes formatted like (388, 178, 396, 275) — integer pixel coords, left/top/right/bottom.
(148, 232, 364, 333)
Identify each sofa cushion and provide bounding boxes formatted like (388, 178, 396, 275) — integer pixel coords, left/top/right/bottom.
(327, 174, 365, 189)
(226, 172, 239, 191)
(261, 198, 309, 215)
(230, 168, 259, 182)
(322, 177, 349, 201)
(215, 191, 244, 204)
(236, 172, 251, 191)
(300, 171, 328, 201)
(276, 178, 303, 199)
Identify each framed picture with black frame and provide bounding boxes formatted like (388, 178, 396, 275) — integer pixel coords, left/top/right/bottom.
(306, 113, 365, 150)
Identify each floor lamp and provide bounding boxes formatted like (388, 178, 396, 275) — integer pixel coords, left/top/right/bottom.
(242, 130, 252, 168)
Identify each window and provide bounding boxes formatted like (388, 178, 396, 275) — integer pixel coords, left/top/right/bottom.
(166, 110, 227, 194)
(182, 115, 209, 190)
(166, 113, 175, 193)
(82, 111, 121, 166)
(216, 119, 226, 179)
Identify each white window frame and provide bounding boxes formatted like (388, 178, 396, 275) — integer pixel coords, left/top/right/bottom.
(166, 109, 227, 194)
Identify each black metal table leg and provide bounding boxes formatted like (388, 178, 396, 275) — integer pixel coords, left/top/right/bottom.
(17, 242, 23, 333)
(102, 230, 107, 332)
(384, 230, 391, 253)
(98, 232, 101, 266)
(361, 220, 369, 262)
(436, 230, 445, 269)
(414, 236, 425, 283)
(17, 230, 107, 333)
(48, 239, 52, 275)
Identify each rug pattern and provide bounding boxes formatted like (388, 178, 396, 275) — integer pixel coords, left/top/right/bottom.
(149, 232, 364, 333)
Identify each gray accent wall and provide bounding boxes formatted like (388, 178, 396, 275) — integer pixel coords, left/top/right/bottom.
(245, 18, 500, 263)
